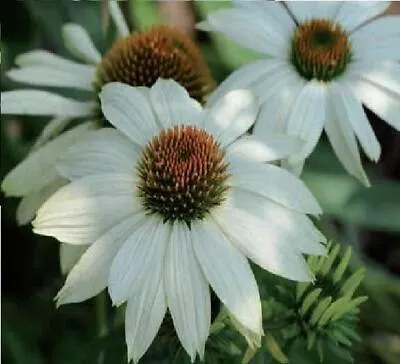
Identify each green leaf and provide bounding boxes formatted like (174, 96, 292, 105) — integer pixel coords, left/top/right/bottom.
(264, 333, 288, 364)
(300, 288, 323, 316)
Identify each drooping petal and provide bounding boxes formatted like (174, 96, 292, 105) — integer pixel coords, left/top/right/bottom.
(2, 123, 96, 197)
(62, 23, 101, 64)
(335, 1, 391, 33)
(199, 8, 290, 58)
(16, 50, 95, 72)
(324, 86, 370, 186)
(204, 89, 258, 147)
(59, 243, 89, 275)
(165, 223, 211, 361)
(6, 65, 95, 91)
(58, 128, 140, 180)
(56, 215, 139, 305)
(108, 215, 169, 306)
(191, 219, 262, 336)
(33, 174, 141, 244)
(227, 187, 326, 256)
(351, 77, 400, 131)
(149, 78, 202, 129)
(100, 82, 159, 146)
(226, 134, 303, 163)
(108, 0, 130, 36)
(1, 90, 96, 116)
(16, 178, 67, 226)
(212, 204, 313, 282)
(227, 156, 322, 215)
(285, 80, 327, 164)
(125, 278, 166, 364)
(331, 81, 381, 161)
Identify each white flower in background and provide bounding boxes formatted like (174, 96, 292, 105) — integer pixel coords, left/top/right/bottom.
(1, 1, 129, 225)
(199, 1, 400, 185)
(33, 79, 326, 362)
(1, 1, 214, 272)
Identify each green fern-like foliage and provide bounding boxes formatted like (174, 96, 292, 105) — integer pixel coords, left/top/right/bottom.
(265, 242, 367, 363)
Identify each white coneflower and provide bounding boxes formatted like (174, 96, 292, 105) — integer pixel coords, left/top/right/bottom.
(199, 0, 400, 185)
(1, 2, 215, 224)
(33, 79, 326, 363)
(1, 1, 214, 271)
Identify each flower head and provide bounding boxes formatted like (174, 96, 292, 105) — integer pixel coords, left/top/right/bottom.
(96, 25, 214, 103)
(1, 2, 213, 236)
(200, 1, 400, 185)
(33, 79, 326, 362)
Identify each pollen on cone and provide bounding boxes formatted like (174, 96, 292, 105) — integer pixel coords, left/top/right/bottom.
(291, 19, 351, 82)
(136, 125, 230, 226)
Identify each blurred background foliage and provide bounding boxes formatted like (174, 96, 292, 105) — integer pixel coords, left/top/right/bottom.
(1, 1, 400, 364)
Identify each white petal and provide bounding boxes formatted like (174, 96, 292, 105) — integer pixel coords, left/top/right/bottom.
(108, 215, 169, 306)
(7, 66, 95, 91)
(252, 66, 306, 137)
(1, 123, 95, 197)
(62, 23, 101, 64)
(1, 90, 96, 116)
(31, 117, 73, 151)
(324, 89, 370, 186)
(286, 81, 327, 164)
(351, 16, 400, 59)
(206, 59, 295, 108)
(59, 243, 88, 275)
(351, 77, 400, 131)
(165, 223, 210, 361)
(126, 278, 166, 364)
(15, 50, 96, 73)
(212, 205, 313, 282)
(347, 61, 400, 98)
(233, 0, 295, 39)
(204, 89, 258, 147)
(58, 128, 140, 180)
(33, 174, 141, 244)
(227, 156, 322, 215)
(191, 220, 262, 336)
(206, 59, 280, 108)
(56, 216, 138, 305)
(227, 187, 326, 256)
(16, 178, 67, 225)
(226, 134, 303, 163)
(335, 1, 391, 33)
(202, 8, 289, 57)
(287, 1, 341, 22)
(108, 0, 130, 36)
(351, 17, 400, 62)
(149, 78, 202, 129)
(331, 81, 381, 161)
(100, 82, 159, 146)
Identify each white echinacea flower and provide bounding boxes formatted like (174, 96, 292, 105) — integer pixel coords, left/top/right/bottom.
(1, 1, 214, 272)
(199, 1, 400, 185)
(33, 79, 326, 362)
(1, 1, 130, 226)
